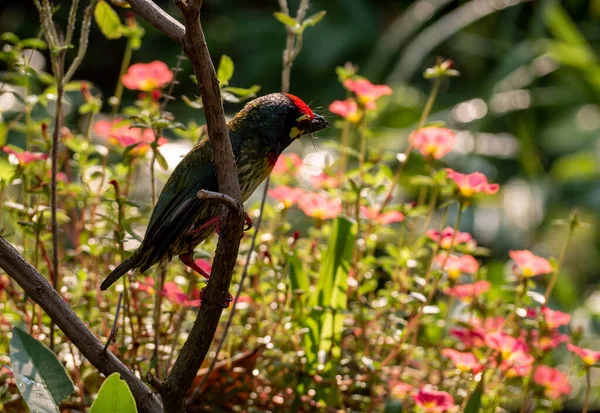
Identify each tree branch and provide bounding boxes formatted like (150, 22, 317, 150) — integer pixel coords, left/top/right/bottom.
(0, 237, 163, 413)
(124, 0, 185, 43)
(122, 0, 245, 410)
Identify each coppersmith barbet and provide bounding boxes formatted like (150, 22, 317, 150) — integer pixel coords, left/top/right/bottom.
(100, 93, 328, 291)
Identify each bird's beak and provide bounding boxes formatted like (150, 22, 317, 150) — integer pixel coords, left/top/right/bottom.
(305, 113, 329, 134)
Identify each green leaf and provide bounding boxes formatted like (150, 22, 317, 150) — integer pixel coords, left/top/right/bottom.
(94, 1, 123, 40)
(90, 373, 137, 413)
(288, 254, 309, 295)
(301, 10, 326, 30)
(153, 148, 168, 171)
(217, 55, 234, 85)
(273, 12, 297, 29)
(1, 32, 20, 44)
(20, 38, 48, 50)
(10, 326, 74, 412)
(222, 85, 261, 97)
(182, 95, 203, 109)
(464, 378, 484, 413)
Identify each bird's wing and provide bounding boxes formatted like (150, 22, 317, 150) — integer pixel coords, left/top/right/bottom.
(138, 133, 242, 268)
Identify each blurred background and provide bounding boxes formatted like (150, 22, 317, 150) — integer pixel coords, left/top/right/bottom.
(1, 0, 599, 344)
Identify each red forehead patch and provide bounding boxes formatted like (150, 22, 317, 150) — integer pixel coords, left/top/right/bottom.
(284, 93, 314, 119)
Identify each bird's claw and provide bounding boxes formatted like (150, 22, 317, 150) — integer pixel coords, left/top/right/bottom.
(243, 212, 253, 231)
(200, 287, 233, 308)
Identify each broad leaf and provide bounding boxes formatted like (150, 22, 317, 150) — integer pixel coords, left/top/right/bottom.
(273, 12, 297, 29)
(10, 326, 74, 413)
(217, 55, 234, 85)
(94, 1, 123, 40)
(301, 11, 326, 30)
(464, 378, 484, 413)
(90, 373, 137, 413)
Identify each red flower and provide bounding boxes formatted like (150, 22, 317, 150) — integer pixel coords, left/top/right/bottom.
(485, 331, 521, 359)
(434, 253, 479, 280)
(500, 350, 534, 378)
(329, 99, 361, 122)
(2, 147, 47, 166)
(445, 281, 490, 301)
(343, 79, 392, 110)
(297, 192, 342, 220)
(450, 327, 485, 348)
(445, 169, 499, 197)
(360, 206, 404, 225)
(530, 329, 569, 351)
(442, 348, 483, 373)
(541, 306, 571, 329)
(93, 118, 167, 156)
(568, 344, 600, 366)
(509, 250, 553, 278)
(268, 185, 305, 209)
(426, 227, 476, 250)
(533, 365, 571, 399)
(409, 127, 456, 159)
(413, 386, 455, 413)
(273, 153, 303, 175)
(122, 61, 173, 91)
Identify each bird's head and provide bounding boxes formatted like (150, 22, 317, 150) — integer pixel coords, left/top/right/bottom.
(230, 93, 329, 155)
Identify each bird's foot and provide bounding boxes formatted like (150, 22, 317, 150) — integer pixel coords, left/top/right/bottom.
(179, 254, 211, 279)
(188, 216, 220, 236)
(200, 287, 233, 308)
(243, 212, 253, 231)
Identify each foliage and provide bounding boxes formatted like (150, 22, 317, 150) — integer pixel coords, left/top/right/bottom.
(0, 1, 599, 413)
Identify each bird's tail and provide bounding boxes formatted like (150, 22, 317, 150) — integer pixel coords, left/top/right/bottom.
(101, 255, 141, 291)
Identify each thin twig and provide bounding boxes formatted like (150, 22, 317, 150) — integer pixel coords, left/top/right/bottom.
(103, 292, 124, 353)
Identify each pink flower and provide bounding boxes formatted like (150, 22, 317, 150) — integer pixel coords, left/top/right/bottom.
(268, 185, 305, 209)
(533, 365, 571, 399)
(445, 169, 499, 197)
(442, 349, 483, 373)
(309, 171, 340, 189)
(541, 306, 571, 329)
(2, 147, 47, 166)
(434, 253, 479, 280)
(426, 227, 476, 250)
(329, 99, 361, 122)
(509, 250, 553, 278)
(389, 381, 413, 398)
(413, 386, 455, 413)
(531, 329, 569, 351)
(409, 127, 456, 159)
(568, 344, 600, 366)
(500, 346, 534, 377)
(360, 206, 405, 225)
(122, 61, 173, 91)
(273, 153, 303, 175)
(445, 281, 490, 300)
(297, 192, 342, 220)
(485, 331, 522, 359)
(450, 327, 485, 348)
(161, 282, 201, 308)
(344, 79, 392, 110)
(93, 119, 167, 155)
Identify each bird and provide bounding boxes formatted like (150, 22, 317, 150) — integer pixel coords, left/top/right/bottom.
(100, 93, 329, 295)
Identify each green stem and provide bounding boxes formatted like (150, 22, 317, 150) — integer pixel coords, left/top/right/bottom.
(379, 75, 442, 213)
(111, 40, 133, 115)
(544, 215, 576, 302)
(583, 367, 591, 413)
(337, 120, 350, 180)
